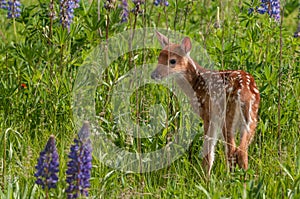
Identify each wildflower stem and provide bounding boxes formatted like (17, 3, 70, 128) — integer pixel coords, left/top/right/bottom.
(162, 1, 168, 29)
(182, 2, 189, 31)
(106, 14, 109, 41)
(97, 0, 102, 37)
(132, 13, 137, 39)
(220, 4, 225, 70)
(13, 18, 17, 39)
(173, 0, 178, 30)
(128, 3, 140, 172)
(216, 6, 220, 26)
(147, 0, 154, 27)
(2, 129, 7, 190)
(278, 0, 284, 177)
(45, 187, 49, 199)
(60, 44, 64, 75)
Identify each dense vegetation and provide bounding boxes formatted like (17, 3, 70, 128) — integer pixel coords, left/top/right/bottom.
(0, 0, 299, 198)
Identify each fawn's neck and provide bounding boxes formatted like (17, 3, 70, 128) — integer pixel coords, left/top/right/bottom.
(183, 57, 208, 90)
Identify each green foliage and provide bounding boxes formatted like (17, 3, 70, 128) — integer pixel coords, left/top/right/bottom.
(0, 0, 299, 198)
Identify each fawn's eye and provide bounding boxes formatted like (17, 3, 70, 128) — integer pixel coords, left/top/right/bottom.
(169, 59, 176, 66)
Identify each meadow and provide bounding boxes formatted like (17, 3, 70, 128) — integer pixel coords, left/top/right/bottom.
(0, 0, 300, 198)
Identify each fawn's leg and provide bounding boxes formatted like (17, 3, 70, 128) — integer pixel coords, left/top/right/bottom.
(236, 129, 253, 169)
(201, 119, 219, 176)
(222, 124, 237, 171)
(223, 100, 241, 171)
(236, 100, 258, 170)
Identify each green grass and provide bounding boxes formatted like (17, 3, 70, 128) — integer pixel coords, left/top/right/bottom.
(0, 0, 300, 198)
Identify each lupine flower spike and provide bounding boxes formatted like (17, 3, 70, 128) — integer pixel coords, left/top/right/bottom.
(60, 0, 80, 32)
(120, 0, 128, 23)
(257, 0, 281, 22)
(35, 135, 59, 196)
(7, 0, 21, 18)
(66, 121, 92, 199)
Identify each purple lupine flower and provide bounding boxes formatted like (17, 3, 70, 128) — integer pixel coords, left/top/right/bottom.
(60, 0, 80, 31)
(120, 0, 128, 22)
(154, 0, 169, 6)
(270, 0, 280, 21)
(66, 121, 92, 199)
(257, 4, 268, 14)
(248, 8, 254, 15)
(34, 135, 59, 190)
(6, 0, 21, 18)
(0, 0, 7, 9)
(256, 0, 280, 22)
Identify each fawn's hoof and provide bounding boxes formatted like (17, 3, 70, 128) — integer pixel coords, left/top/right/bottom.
(235, 149, 248, 170)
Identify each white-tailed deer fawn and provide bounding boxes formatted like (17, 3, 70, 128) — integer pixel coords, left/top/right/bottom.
(151, 31, 260, 176)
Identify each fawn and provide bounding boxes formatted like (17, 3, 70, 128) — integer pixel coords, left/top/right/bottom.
(151, 31, 260, 176)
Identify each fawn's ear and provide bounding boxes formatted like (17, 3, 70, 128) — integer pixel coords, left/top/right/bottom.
(156, 31, 170, 47)
(181, 37, 192, 54)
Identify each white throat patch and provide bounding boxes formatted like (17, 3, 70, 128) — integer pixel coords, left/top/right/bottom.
(186, 54, 197, 72)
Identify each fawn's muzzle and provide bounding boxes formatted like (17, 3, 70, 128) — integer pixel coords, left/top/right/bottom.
(151, 70, 160, 80)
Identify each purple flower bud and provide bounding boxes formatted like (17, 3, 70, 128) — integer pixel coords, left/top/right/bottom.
(257, 5, 267, 14)
(34, 135, 59, 190)
(66, 121, 92, 199)
(153, 0, 168, 6)
(248, 8, 254, 15)
(0, 0, 7, 9)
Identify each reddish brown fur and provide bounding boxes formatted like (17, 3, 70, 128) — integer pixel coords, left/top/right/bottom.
(151, 32, 260, 176)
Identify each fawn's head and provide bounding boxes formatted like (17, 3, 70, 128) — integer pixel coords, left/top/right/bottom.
(151, 31, 194, 80)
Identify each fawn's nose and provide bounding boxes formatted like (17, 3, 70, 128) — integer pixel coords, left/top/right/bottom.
(151, 71, 159, 80)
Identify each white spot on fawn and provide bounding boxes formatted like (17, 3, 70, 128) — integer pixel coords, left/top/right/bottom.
(246, 78, 250, 85)
(253, 87, 259, 94)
